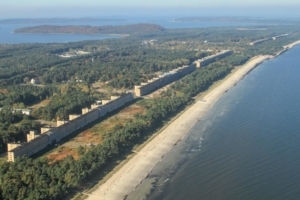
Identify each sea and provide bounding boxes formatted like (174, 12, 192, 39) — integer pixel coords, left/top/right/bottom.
(127, 45, 300, 200)
(0, 17, 256, 44)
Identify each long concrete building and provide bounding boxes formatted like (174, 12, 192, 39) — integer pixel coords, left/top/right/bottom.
(272, 34, 289, 40)
(7, 93, 134, 162)
(194, 50, 233, 67)
(134, 64, 196, 97)
(249, 38, 272, 46)
(250, 34, 289, 46)
(134, 50, 232, 97)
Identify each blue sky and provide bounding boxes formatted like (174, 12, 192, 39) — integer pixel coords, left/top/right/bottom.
(0, 0, 300, 18)
(2, 0, 300, 7)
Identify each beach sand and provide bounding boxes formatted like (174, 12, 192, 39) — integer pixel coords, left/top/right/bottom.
(283, 40, 300, 49)
(85, 41, 300, 200)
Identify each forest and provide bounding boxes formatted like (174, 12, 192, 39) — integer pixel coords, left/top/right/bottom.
(1, 24, 300, 199)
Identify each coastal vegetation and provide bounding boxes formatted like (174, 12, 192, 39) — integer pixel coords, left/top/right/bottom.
(1, 23, 300, 199)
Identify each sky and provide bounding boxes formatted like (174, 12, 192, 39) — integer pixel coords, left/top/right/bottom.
(0, 0, 300, 18)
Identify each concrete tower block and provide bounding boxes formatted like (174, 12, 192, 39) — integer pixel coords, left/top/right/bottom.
(69, 115, 80, 120)
(57, 120, 67, 127)
(82, 108, 90, 114)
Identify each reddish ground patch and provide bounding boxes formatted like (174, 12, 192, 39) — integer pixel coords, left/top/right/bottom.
(75, 130, 103, 144)
(0, 89, 8, 95)
(47, 146, 79, 162)
(45, 102, 146, 163)
(118, 105, 145, 117)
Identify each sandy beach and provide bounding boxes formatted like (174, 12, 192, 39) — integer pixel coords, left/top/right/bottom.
(85, 41, 300, 200)
(283, 40, 300, 49)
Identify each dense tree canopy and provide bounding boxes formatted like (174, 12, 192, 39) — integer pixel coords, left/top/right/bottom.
(0, 109, 41, 153)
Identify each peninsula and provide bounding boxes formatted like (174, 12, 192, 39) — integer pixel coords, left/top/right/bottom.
(14, 24, 165, 34)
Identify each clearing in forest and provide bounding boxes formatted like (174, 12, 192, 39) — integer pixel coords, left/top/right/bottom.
(46, 103, 146, 162)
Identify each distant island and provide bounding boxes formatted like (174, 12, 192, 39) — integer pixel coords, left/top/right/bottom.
(14, 24, 165, 35)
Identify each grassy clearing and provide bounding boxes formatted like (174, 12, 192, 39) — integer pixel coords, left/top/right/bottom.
(29, 99, 51, 109)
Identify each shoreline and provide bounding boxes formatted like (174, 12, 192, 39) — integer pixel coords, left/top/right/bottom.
(84, 41, 300, 200)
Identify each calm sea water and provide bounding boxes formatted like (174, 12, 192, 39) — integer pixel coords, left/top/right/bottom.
(0, 18, 252, 44)
(128, 45, 300, 200)
(0, 23, 120, 44)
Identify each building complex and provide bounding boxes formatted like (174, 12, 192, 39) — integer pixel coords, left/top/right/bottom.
(7, 93, 134, 162)
(7, 50, 233, 162)
(134, 50, 232, 97)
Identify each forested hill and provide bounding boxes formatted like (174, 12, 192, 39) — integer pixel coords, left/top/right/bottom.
(14, 24, 165, 34)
